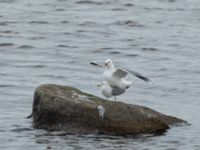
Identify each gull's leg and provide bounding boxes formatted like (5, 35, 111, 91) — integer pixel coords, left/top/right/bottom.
(114, 96, 116, 101)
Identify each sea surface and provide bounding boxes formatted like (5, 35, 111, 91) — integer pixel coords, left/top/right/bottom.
(0, 0, 200, 149)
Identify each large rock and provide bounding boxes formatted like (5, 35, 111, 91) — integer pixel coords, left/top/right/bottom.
(31, 84, 187, 135)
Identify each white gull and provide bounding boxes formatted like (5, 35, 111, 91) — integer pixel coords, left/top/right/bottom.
(97, 81, 127, 100)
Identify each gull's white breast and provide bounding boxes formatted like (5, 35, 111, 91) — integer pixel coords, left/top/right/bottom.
(103, 69, 128, 88)
(101, 83, 112, 98)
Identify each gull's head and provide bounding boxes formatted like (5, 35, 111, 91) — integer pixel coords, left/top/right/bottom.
(104, 59, 114, 69)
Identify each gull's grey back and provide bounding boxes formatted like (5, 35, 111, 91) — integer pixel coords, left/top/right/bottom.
(111, 87, 126, 96)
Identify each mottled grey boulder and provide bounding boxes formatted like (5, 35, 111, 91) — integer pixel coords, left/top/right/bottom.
(31, 84, 186, 135)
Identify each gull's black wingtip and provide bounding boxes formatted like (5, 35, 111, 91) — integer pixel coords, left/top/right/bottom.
(90, 62, 103, 67)
(90, 62, 98, 66)
(141, 76, 153, 84)
(142, 77, 151, 82)
(136, 74, 150, 82)
(125, 68, 151, 83)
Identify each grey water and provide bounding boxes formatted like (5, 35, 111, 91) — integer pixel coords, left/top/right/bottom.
(0, 0, 200, 149)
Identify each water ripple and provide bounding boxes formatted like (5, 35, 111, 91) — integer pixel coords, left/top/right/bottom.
(123, 3, 134, 7)
(0, 0, 16, 3)
(11, 128, 33, 132)
(61, 20, 69, 24)
(28, 21, 49, 24)
(0, 84, 16, 88)
(76, 1, 103, 5)
(0, 43, 14, 47)
(0, 30, 18, 34)
(125, 53, 139, 57)
(109, 51, 121, 55)
(114, 20, 144, 27)
(18, 45, 34, 49)
(142, 47, 158, 52)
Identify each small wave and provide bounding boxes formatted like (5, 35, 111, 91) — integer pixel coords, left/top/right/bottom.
(77, 30, 86, 33)
(155, 21, 163, 24)
(0, 21, 18, 26)
(0, 43, 14, 47)
(101, 47, 113, 50)
(168, 43, 179, 47)
(27, 64, 46, 68)
(92, 47, 119, 53)
(57, 44, 78, 48)
(29, 36, 46, 40)
(0, 30, 18, 34)
(161, 0, 176, 2)
(0, 22, 8, 26)
(0, 73, 8, 76)
(109, 51, 121, 55)
(13, 64, 46, 68)
(122, 38, 135, 42)
(18, 45, 34, 49)
(0, 130, 5, 132)
(29, 21, 49, 24)
(0, 84, 16, 88)
(57, 44, 69, 48)
(68, 60, 76, 64)
(11, 128, 33, 132)
(76, 0, 102, 5)
(38, 74, 66, 79)
(93, 49, 103, 53)
(124, 3, 134, 7)
(62, 32, 72, 35)
(55, 8, 65, 11)
(93, 47, 114, 53)
(61, 20, 69, 24)
(176, 8, 185, 11)
(125, 53, 139, 57)
(168, 88, 182, 92)
(0, 0, 16, 3)
(112, 8, 126, 11)
(142, 47, 158, 51)
(78, 21, 95, 26)
(115, 20, 143, 27)
(158, 68, 167, 71)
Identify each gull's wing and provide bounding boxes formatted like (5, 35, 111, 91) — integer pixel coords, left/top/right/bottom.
(125, 68, 150, 82)
(112, 68, 128, 78)
(116, 65, 150, 82)
(90, 61, 150, 82)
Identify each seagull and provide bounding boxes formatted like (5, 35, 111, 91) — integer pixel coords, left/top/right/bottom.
(97, 81, 128, 101)
(91, 59, 150, 100)
(103, 59, 133, 89)
(91, 59, 150, 88)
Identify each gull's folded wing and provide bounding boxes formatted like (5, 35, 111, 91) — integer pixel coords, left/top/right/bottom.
(113, 68, 128, 78)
